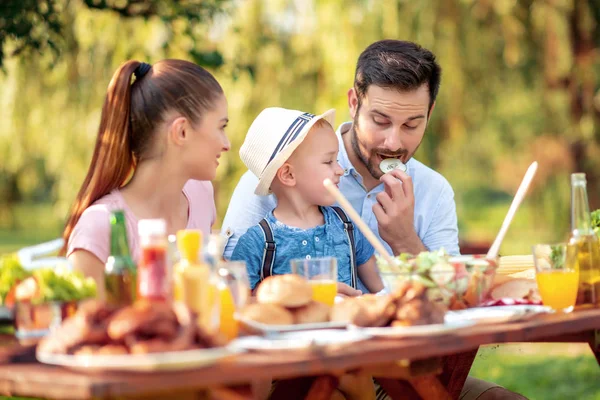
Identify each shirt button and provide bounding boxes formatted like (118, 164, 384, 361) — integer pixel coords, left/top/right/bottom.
(315, 237, 320, 242)
(302, 240, 308, 246)
(306, 255, 312, 260)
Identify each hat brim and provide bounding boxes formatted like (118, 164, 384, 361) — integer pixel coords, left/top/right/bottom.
(254, 109, 336, 196)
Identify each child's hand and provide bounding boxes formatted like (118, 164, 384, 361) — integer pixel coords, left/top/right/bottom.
(336, 282, 362, 297)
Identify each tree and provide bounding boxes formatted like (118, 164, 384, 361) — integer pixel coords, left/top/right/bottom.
(0, 0, 231, 70)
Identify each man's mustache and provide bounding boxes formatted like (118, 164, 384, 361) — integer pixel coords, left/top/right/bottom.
(372, 149, 408, 158)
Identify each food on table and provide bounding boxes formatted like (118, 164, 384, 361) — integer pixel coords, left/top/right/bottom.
(331, 282, 445, 328)
(379, 158, 407, 173)
(331, 294, 395, 327)
(104, 210, 137, 307)
(291, 301, 330, 324)
(239, 303, 294, 326)
(239, 275, 334, 328)
(37, 299, 225, 356)
(9, 266, 96, 306)
(490, 279, 539, 302)
(378, 250, 495, 309)
(256, 275, 313, 308)
(137, 219, 170, 302)
(0, 254, 29, 306)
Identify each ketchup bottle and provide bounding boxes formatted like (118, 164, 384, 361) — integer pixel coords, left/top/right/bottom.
(137, 219, 170, 301)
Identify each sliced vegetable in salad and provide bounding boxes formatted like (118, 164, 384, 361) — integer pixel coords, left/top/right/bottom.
(0, 254, 29, 306)
(0, 253, 96, 306)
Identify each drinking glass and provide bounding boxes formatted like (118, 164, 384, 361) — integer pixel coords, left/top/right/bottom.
(290, 257, 337, 306)
(217, 261, 250, 341)
(532, 243, 578, 312)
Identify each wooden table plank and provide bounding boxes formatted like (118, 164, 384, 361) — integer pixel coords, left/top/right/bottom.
(0, 309, 598, 399)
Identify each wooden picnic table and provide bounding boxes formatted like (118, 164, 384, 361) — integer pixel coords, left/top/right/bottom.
(0, 308, 599, 400)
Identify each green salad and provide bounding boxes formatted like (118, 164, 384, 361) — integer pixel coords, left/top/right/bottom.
(0, 254, 96, 306)
(0, 254, 29, 306)
(592, 209, 599, 238)
(29, 266, 97, 305)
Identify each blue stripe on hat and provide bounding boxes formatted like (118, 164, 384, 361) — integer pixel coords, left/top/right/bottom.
(266, 112, 315, 166)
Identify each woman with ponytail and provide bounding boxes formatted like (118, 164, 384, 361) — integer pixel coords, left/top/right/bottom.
(62, 60, 230, 298)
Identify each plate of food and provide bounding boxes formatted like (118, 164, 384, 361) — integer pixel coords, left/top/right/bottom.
(444, 305, 553, 325)
(0, 253, 96, 330)
(36, 300, 242, 372)
(236, 275, 347, 335)
(338, 280, 474, 338)
(229, 329, 371, 352)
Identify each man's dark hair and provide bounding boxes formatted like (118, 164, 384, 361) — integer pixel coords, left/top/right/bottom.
(354, 40, 441, 111)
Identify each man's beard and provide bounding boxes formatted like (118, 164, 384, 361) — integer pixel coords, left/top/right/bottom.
(350, 115, 410, 180)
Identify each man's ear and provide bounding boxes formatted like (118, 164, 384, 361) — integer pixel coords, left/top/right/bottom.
(168, 117, 188, 146)
(275, 162, 296, 188)
(348, 88, 359, 119)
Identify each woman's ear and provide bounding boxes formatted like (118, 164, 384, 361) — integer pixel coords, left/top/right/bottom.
(275, 162, 296, 188)
(168, 117, 188, 146)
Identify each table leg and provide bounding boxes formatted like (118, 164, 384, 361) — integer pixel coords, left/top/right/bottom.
(410, 376, 452, 400)
(439, 349, 478, 399)
(305, 375, 339, 400)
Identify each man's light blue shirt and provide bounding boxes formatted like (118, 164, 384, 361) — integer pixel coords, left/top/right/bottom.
(222, 121, 460, 260)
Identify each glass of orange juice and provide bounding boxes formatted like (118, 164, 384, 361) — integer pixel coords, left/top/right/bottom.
(217, 261, 250, 341)
(291, 257, 337, 306)
(532, 243, 578, 312)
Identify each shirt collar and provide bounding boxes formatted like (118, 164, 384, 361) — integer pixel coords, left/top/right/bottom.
(335, 121, 355, 177)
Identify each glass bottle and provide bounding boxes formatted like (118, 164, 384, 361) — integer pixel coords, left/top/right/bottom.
(104, 210, 136, 306)
(569, 173, 600, 307)
(137, 219, 169, 301)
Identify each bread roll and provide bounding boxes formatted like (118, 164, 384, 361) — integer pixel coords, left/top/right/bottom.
(292, 301, 330, 324)
(239, 303, 294, 325)
(491, 279, 538, 300)
(256, 275, 313, 308)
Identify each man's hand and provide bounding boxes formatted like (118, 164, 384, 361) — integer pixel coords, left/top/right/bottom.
(372, 169, 426, 255)
(337, 282, 362, 297)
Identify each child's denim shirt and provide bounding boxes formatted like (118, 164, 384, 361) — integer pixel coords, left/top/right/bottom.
(230, 206, 374, 290)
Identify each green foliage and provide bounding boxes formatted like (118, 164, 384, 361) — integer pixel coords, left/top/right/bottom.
(0, 0, 599, 258)
(592, 209, 600, 238)
(0, 0, 62, 70)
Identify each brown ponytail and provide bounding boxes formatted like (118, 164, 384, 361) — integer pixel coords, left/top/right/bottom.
(60, 61, 139, 254)
(61, 59, 223, 255)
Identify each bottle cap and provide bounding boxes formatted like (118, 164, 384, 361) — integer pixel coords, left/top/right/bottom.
(138, 219, 166, 236)
(176, 230, 202, 261)
(571, 173, 586, 184)
(110, 210, 126, 225)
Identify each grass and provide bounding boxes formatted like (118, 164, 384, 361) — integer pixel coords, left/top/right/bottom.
(470, 344, 600, 400)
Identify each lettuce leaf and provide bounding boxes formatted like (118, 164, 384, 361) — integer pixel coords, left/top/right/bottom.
(0, 254, 29, 305)
(591, 209, 600, 238)
(31, 266, 96, 304)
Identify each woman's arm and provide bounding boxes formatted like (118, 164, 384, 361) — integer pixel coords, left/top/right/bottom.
(69, 249, 106, 301)
(357, 255, 384, 293)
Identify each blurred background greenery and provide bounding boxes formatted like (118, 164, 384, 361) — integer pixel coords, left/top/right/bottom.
(1, 0, 600, 255)
(1, 0, 600, 397)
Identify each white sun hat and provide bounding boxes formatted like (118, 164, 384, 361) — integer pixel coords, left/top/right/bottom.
(240, 107, 336, 196)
